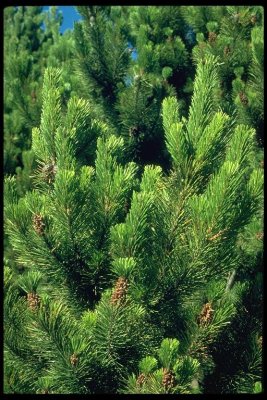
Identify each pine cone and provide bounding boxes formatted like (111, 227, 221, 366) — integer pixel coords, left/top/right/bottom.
(258, 336, 262, 348)
(197, 302, 214, 326)
(208, 32, 217, 44)
(136, 373, 146, 387)
(70, 353, 78, 366)
(41, 161, 58, 184)
(256, 232, 264, 240)
(31, 90, 37, 102)
(129, 126, 140, 137)
(224, 46, 231, 57)
(162, 368, 175, 390)
(110, 277, 128, 305)
(233, 13, 240, 23)
(251, 15, 257, 24)
(239, 91, 248, 106)
(33, 214, 45, 236)
(27, 292, 40, 311)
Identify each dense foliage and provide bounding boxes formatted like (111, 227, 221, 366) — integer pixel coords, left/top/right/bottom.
(4, 6, 263, 394)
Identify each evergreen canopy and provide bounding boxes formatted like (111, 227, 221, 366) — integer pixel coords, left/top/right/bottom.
(4, 5, 263, 395)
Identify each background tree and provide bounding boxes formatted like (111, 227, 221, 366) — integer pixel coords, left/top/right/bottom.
(4, 6, 80, 271)
(4, 6, 45, 177)
(183, 5, 264, 146)
(74, 6, 196, 166)
(4, 6, 78, 190)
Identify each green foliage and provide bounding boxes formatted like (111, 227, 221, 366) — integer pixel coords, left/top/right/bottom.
(111, 257, 137, 279)
(123, 338, 200, 394)
(17, 270, 43, 294)
(3, 6, 73, 177)
(189, 5, 264, 145)
(254, 381, 262, 394)
(74, 6, 130, 123)
(139, 356, 158, 374)
(4, 6, 263, 395)
(158, 338, 180, 369)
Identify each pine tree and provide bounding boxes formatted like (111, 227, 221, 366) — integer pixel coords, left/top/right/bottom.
(74, 6, 130, 125)
(4, 49, 263, 394)
(4, 6, 45, 176)
(4, 6, 82, 274)
(73, 6, 195, 166)
(183, 5, 264, 146)
(4, 6, 78, 184)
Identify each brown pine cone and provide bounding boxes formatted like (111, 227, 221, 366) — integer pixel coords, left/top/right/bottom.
(33, 214, 45, 236)
(162, 368, 176, 390)
(41, 161, 58, 184)
(224, 46, 231, 56)
(110, 277, 128, 305)
(27, 292, 40, 311)
(197, 302, 214, 326)
(136, 373, 146, 387)
(70, 353, 78, 366)
(256, 232, 264, 240)
(239, 91, 248, 106)
(208, 32, 217, 44)
(129, 126, 140, 137)
(251, 15, 257, 24)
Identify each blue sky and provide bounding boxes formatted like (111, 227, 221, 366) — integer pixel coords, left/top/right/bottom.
(43, 6, 82, 33)
(42, 6, 137, 60)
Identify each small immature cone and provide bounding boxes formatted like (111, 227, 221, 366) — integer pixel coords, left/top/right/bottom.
(41, 161, 58, 184)
(129, 126, 139, 137)
(208, 32, 217, 44)
(197, 302, 214, 326)
(251, 15, 257, 24)
(110, 277, 128, 305)
(239, 91, 248, 106)
(31, 90, 37, 102)
(256, 232, 264, 240)
(136, 373, 146, 387)
(224, 46, 231, 57)
(27, 292, 40, 311)
(33, 214, 45, 236)
(233, 13, 240, 22)
(70, 353, 78, 366)
(162, 368, 175, 390)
